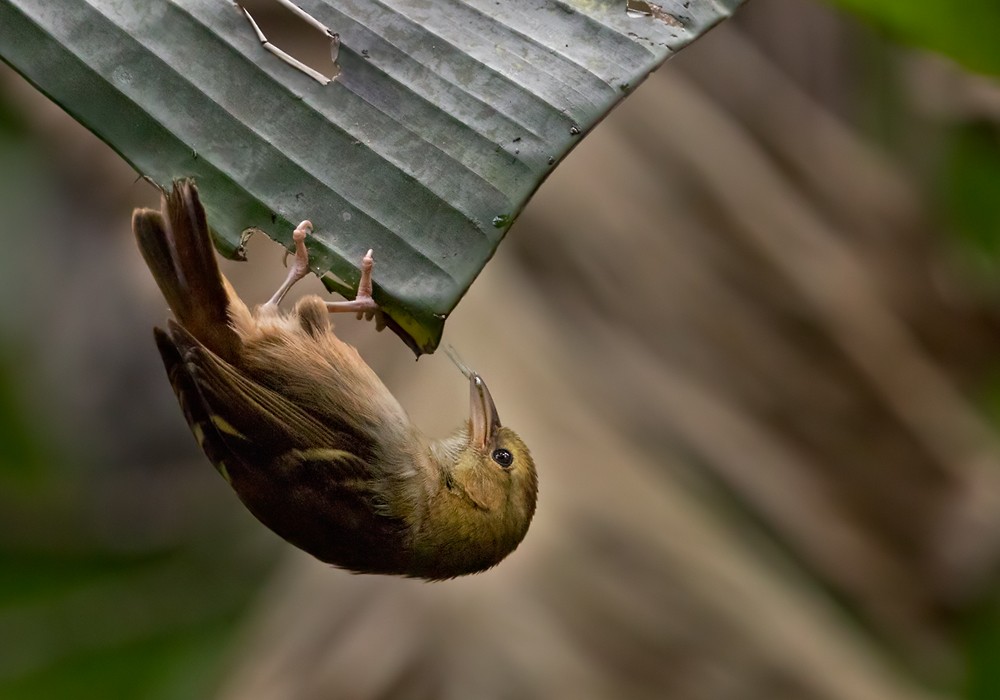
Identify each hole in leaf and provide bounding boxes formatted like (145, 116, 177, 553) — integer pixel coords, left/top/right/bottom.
(625, 0, 685, 27)
(238, 0, 341, 84)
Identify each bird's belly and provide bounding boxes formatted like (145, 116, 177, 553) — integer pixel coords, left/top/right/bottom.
(226, 457, 416, 576)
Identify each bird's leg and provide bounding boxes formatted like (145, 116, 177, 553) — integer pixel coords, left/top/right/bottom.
(325, 249, 384, 329)
(263, 220, 313, 308)
(264, 219, 384, 328)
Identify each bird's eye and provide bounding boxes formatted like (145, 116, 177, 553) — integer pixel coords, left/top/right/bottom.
(492, 448, 514, 468)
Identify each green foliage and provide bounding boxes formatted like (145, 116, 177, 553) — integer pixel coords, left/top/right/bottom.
(962, 593, 1000, 700)
(0, 352, 47, 485)
(0, 89, 275, 700)
(942, 123, 1000, 271)
(0, 547, 262, 700)
(0, 348, 271, 700)
(827, 0, 1000, 77)
(834, 2, 1000, 291)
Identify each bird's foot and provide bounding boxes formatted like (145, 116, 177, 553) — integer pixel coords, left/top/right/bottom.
(263, 220, 384, 329)
(326, 249, 385, 330)
(263, 220, 313, 308)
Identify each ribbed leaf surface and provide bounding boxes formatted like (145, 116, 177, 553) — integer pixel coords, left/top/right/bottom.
(0, 0, 742, 351)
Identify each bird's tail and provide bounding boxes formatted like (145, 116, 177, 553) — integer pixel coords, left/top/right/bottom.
(132, 179, 241, 363)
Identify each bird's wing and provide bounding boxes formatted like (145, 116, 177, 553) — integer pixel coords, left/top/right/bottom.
(155, 322, 382, 482)
(155, 322, 415, 568)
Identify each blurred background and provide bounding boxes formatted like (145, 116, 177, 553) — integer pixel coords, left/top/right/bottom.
(3, 0, 1000, 698)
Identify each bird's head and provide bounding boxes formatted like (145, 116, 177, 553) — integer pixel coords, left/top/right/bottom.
(458, 372, 537, 519)
(421, 371, 538, 576)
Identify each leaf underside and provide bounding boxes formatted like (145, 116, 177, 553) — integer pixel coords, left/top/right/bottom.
(0, 0, 742, 353)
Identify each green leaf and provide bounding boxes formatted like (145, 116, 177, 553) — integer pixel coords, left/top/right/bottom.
(0, 0, 742, 352)
(942, 122, 1000, 269)
(0, 546, 271, 700)
(826, 0, 1000, 78)
(962, 591, 1000, 700)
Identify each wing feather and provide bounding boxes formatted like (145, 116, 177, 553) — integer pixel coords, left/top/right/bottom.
(157, 322, 380, 474)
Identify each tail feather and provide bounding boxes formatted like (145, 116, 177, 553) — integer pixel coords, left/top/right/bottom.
(133, 179, 241, 362)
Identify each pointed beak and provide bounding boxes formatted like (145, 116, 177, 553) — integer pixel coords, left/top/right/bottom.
(469, 373, 501, 450)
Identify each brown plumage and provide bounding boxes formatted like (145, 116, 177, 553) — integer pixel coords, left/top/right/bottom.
(133, 179, 538, 579)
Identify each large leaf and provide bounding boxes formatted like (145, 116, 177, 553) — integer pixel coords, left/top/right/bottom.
(0, 0, 742, 352)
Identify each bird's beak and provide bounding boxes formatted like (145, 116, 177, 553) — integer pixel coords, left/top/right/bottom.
(469, 373, 501, 450)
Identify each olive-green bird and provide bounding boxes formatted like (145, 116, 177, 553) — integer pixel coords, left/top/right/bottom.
(132, 179, 538, 579)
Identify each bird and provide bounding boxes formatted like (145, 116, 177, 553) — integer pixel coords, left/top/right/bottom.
(132, 179, 538, 579)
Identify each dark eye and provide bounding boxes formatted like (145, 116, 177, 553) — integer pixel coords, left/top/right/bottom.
(492, 448, 514, 468)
